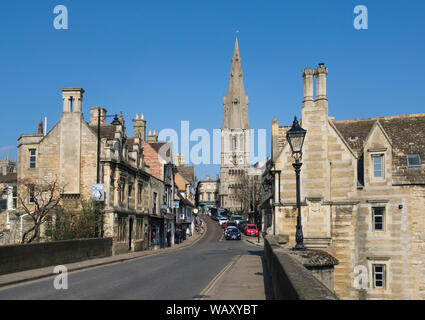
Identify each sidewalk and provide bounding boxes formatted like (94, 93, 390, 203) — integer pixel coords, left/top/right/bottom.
(204, 254, 272, 300)
(0, 220, 207, 288)
(244, 233, 264, 248)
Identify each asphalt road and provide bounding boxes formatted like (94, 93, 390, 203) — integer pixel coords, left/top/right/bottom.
(0, 217, 265, 300)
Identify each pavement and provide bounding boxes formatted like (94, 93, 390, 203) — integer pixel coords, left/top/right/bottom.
(0, 222, 207, 289)
(198, 229, 270, 300)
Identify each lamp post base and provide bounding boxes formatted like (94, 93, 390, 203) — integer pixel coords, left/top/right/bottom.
(293, 243, 306, 251)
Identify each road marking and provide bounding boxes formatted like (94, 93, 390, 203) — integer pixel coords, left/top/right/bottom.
(195, 255, 241, 300)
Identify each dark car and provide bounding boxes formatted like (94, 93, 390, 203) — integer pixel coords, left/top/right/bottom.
(225, 227, 241, 240)
(223, 221, 238, 230)
(238, 220, 248, 232)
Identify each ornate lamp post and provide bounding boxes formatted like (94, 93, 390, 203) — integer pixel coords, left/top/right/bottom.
(286, 116, 307, 251)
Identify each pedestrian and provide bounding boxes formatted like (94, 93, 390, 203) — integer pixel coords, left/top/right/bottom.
(166, 229, 171, 247)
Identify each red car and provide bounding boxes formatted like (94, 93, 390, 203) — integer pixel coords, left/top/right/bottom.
(244, 224, 259, 237)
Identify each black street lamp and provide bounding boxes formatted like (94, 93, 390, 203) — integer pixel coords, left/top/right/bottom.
(286, 116, 307, 251)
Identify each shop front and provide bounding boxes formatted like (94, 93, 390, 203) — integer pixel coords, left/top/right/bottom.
(148, 215, 165, 249)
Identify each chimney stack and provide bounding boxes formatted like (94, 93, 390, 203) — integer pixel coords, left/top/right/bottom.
(90, 107, 108, 126)
(147, 129, 158, 142)
(302, 69, 315, 105)
(133, 113, 147, 141)
(61, 88, 85, 113)
(315, 63, 328, 101)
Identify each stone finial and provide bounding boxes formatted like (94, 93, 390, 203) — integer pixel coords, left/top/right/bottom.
(149, 130, 152, 135)
(141, 114, 144, 120)
(136, 114, 139, 120)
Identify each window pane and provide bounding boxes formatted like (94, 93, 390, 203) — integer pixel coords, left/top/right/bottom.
(373, 208, 385, 231)
(373, 264, 385, 288)
(407, 154, 421, 169)
(373, 155, 383, 178)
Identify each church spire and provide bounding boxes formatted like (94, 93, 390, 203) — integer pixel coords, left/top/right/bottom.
(222, 38, 249, 130)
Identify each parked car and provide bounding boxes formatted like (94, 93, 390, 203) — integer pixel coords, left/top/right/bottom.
(231, 215, 243, 225)
(218, 216, 228, 226)
(225, 226, 241, 240)
(238, 220, 248, 232)
(244, 224, 259, 237)
(223, 221, 237, 230)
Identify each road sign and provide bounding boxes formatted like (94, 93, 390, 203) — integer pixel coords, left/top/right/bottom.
(91, 184, 105, 202)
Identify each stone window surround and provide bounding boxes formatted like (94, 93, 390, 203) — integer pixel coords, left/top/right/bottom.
(368, 148, 387, 182)
(29, 148, 37, 169)
(367, 200, 389, 234)
(367, 257, 391, 294)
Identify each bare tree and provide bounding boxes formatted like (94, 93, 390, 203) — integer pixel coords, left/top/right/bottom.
(17, 177, 65, 244)
(232, 171, 262, 220)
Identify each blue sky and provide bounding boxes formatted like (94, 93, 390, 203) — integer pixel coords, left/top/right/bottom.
(1, 1, 425, 180)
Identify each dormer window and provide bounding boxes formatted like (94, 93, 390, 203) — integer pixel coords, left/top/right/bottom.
(407, 154, 421, 170)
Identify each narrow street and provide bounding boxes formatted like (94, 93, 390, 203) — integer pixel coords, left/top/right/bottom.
(0, 217, 272, 300)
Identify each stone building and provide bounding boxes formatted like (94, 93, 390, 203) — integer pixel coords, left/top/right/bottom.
(141, 132, 175, 248)
(175, 165, 196, 205)
(17, 88, 173, 253)
(196, 176, 220, 214)
(0, 157, 17, 242)
(269, 65, 425, 300)
(219, 39, 250, 212)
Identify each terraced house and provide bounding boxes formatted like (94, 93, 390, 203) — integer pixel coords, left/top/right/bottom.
(17, 88, 173, 254)
(269, 65, 425, 299)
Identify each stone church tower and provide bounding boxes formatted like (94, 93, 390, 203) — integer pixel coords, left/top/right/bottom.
(219, 39, 250, 211)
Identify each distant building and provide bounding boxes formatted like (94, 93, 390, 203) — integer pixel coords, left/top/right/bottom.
(219, 39, 250, 212)
(268, 65, 425, 300)
(196, 176, 220, 214)
(0, 157, 17, 238)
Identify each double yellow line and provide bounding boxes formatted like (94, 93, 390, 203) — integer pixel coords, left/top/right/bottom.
(196, 255, 241, 300)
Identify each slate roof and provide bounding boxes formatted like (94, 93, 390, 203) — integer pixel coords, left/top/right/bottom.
(0, 173, 17, 184)
(88, 123, 118, 140)
(177, 166, 195, 184)
(149, 142, 171, 158)
(334, 114, 425, 185)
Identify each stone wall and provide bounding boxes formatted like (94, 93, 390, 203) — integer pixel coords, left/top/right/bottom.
(264, 235, 338, 300)
(0, 238, 112, 275)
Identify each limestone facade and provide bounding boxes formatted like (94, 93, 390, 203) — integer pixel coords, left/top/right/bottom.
(196, 176, 220, 213)
(17, 88, 173, 254)
(270, 66, 425, 300)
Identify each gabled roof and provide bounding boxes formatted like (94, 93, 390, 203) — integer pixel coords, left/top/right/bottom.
(177, 166, 195, 184)
(334, 114, 425, 185)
